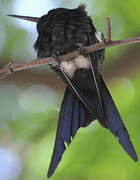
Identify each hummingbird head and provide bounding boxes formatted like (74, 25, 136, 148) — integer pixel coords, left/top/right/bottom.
(7, 9, 67, 33)
(7, 4, 87, 33)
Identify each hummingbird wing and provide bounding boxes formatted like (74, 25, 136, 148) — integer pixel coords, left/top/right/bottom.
(100, 75, 138, 162)
(87, 31, 106, 126)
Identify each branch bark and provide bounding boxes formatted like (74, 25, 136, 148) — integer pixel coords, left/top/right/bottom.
(1, 18, 140, 80)
(106, 18, 112, 42)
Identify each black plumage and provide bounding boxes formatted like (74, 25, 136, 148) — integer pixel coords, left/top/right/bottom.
(34, 5, 138, 177)
(8, 4, 138, 178)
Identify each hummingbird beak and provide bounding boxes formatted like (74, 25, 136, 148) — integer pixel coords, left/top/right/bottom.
(7, 14, 39, 23)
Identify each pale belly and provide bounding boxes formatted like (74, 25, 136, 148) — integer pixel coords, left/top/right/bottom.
(60, 55, 90, 78)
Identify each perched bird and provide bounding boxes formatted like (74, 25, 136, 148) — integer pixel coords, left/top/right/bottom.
(8, 4, 138, 178)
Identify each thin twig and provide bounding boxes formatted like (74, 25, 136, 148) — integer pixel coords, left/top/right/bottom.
(0, 18, 140, 80)
(0, 63, 13, 80)
(106, 18, 112, 42)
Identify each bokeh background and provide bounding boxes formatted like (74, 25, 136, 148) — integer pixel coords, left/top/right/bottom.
(0, 0, 140, 180)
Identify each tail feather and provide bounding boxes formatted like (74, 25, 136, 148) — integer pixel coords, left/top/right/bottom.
(47, 89, 68, 177)
(61, 91, 73, 144)
(47, 87, 95, 177)
(71, 97, 80, 138)
(79, 103, 86, 127)
(48, 76, 138, 178)
(100, 76, 138, 161)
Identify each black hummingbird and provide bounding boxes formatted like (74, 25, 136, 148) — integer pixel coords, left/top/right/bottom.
(8, 4, 138, 178)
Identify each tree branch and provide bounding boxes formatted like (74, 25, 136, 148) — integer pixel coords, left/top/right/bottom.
(1, 18, 140, 80)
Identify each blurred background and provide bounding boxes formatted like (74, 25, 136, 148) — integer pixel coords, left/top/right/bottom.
(0, 0, 140, 179)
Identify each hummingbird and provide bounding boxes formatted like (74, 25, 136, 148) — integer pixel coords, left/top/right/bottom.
(8, 4, 138, 178)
